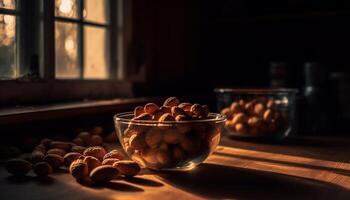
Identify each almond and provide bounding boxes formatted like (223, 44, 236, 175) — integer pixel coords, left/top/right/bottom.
(44, 154, 64, 169)
(113, 160, 140, 177)
(103, 150, 125, 160)
(64, 152, 82, 166)
(70, 159, 88, 180)
(144, 103, 159, 115)
(5, 159, 32, 176)
(29, 150, 45, 164)
(102, 158, 120, 166)
(83, 146, 106, 161)
(71, 145, 86, 154)
(33, 162, 52, 177)
(47, 148, 66, 157)
(90, 135, 103, 146)
(163, 97, 180, 107)
(90, 165, 119, 183)
(90, 126, 103, 135)
(83, 156, 101, 172)
(129, 134, 147, 151)
(49, 141, 72, 151)
(134, 106, 145, 117)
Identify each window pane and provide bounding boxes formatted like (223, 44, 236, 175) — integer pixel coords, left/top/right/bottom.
(0, 0, 16, 9)
(55, 21, 80, 79)
(83, 26, 109, 79)
(55, 0, 79, 19)
(0, 14, 17, 79)
(83, 0, 108, 24)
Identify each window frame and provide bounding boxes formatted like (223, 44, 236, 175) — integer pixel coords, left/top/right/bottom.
(0, 0, 130, 106)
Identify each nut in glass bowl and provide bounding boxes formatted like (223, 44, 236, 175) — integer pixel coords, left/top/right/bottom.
(114, 112, 226, 171)
(215, 88, 297, 139)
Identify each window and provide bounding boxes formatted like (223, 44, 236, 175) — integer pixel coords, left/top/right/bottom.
(0, 0, 18, 79)
(0, 0, 128, 105)
(54, 0, 111, 79)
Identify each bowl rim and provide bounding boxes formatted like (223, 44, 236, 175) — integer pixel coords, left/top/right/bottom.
(114, 112, 227, 124)
(214, 88, 298, 94)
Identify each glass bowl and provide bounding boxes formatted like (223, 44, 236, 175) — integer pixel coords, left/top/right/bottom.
(214, 88, 297, 139)
(114, 112, 226, 171)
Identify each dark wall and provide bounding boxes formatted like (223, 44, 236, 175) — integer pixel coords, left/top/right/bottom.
(130, 0, 350, 95)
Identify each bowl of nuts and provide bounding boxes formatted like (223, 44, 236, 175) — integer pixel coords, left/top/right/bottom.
(113, 97, 226, 171)
(215, 88, 297, 139)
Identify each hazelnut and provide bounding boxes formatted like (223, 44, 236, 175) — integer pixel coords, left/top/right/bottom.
(49, 141, 72, 151)
(144, 103, 159, 115)
(133, 113, 152, 121)
(171, 106, 187, 117)
(33, 162, 53, 177)
(263, 109, 274, 121)
(83, 156, 101, 172)
(163, 129, 180, 144)
(254, 103, 265, 117)
(247, 116, 262, 127)
(71, 145, 86, 154)
(232, 113, 248, 124)
(103, 149, 125, 160)
(90, 165, 119, 183)
(129, 134, 147, 151)
(158, 113, 175, 122)
(163, 97, 180, 107)
(83, 146, 107, 161)
(141, 148, 158, 165)
(235, 123, 248, 134)
(134, 106, 145, 117)
(5, 159, 32, 176)
(44, 154, 64, 169)
(156, 149, 172, 166)
(70, 159, 89, 180)
(29, 150, 45, 164)
(145, 129, 163, 148)
(64, 152, 82, 166)
(230, 102, 241, 113)
(47, 148, 66, 157)
(178, 102, 192, 111)
(113, 160, 141, 177)
(102, 158, 120, 166)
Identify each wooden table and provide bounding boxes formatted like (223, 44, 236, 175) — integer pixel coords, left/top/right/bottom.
(1, 135, 350, 200)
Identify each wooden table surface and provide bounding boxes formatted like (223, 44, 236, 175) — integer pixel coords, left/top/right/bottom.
(1, 135, 350, 200)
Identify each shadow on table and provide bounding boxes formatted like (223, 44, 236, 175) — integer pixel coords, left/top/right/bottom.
(6, 175, 55, 186)
(223, 135, 350, 164)
(123, 177, 164, 187)
(77, 178, 144, 192)
(157, 163, 350, 200)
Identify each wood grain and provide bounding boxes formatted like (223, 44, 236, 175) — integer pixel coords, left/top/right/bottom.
(1, 135, 350, 200)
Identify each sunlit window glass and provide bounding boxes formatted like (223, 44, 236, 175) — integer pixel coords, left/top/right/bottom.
(0, 0, 16, 9)
(55, 0, 78, 19)
(83, 0, 108, 24)
(0, 14, 17, 79)
(84, 26, 109, 79)
(55, 22, 80, 79)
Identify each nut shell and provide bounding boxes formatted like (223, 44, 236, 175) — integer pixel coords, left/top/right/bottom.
(90, 165, 119, 183)
(5, 159, 32, 176)
(83, 146, 106, 161)
(33, 162, 53, 177)
(113, 160, 140, 177)
(44, 154, 64, 169)
(64, 152, 82, 166)
(70, 159, 89, 180)
(103, 150, 125, 160)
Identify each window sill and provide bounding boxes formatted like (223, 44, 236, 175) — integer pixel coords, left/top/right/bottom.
(0, 97, 163, 125)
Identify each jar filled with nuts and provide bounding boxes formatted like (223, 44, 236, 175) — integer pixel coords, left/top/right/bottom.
(113, 97, 226, 171)
(215, 88, 297, 139)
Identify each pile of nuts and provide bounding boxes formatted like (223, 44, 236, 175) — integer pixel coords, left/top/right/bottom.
(221, 97, 287, 137)
(119, 97, 221, 170)
(3, 127, 140, 184)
